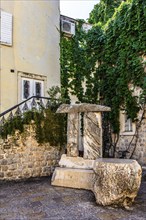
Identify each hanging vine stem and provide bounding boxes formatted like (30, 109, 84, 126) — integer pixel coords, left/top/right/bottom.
(128, 106, 146, 158)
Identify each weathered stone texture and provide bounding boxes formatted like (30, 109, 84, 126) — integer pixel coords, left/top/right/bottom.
(67, 113, 79, 157)
(52, 103, 109, 189)
(93, 158, 142, 207)
(83, 112, 102, 159)
(59, 154, 94, 169)
(57, 103, 111, 113)
(0, 125, 61, 181)
(51, 167, 96, 190)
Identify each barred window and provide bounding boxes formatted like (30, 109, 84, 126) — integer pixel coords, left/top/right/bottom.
(35, 82, 42, 97)
(23, 80, 30, 99)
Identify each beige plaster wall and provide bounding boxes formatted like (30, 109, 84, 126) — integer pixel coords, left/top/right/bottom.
(0, 0, 60, 113)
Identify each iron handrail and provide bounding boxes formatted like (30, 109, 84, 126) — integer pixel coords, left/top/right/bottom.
(0, 96, 57, 117)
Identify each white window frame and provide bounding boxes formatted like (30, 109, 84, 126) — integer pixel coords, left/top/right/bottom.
(21, 78, 44, 100)
(124, 115, 133, 132)
(120, 111, 136, 136)
(0, 10, 13, 46)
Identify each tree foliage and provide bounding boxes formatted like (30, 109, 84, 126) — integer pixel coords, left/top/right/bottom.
(88, 0, 124, 25)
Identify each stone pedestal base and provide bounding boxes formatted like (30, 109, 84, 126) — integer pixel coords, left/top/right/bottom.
(51, 167, 95, 190)
(93, 158, 142, 207)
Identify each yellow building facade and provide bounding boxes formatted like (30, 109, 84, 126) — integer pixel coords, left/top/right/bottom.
(0, 0, 60, 113)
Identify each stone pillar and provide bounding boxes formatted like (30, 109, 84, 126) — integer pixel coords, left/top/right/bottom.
(56, 103, 111, 159)
(67, 113, 79, 157)
(83, 112, 102, 159)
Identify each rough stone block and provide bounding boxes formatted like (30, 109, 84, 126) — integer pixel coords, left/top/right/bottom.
(93, 158, 142, 208)
(1, 166, 8, 172)
(0, 159, 8, 165)
(51, 167, 95, 190)
(0, 172, 4, 178)
(0, 155, 4, 160)
(6, 172, 13, 177)
(9, 164, 17, 170)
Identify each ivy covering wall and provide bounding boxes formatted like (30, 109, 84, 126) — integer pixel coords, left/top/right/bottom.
(61, 0, 146, 135)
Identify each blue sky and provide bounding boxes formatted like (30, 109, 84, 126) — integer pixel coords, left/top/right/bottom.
(60, 0, 100, 20)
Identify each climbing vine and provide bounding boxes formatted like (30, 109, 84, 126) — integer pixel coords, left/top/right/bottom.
(0, 108, 67, 147)
(60, 0, 146, 154)
(88, 0, 124, 25)
(60, 20, 87, 102)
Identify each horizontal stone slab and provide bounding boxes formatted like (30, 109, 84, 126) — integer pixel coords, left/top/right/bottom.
(51, 167, 95, 190)
(59, 154, 94, 169)
(56, 103, 111, 113)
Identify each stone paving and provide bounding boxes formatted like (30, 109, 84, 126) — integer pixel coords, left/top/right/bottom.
(0, 169, 146, 220)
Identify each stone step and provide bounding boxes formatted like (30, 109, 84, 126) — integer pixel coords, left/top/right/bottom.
(51, 167, 95, 190)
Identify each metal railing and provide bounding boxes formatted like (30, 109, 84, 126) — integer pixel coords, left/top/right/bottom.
(0, 96, 59, 126)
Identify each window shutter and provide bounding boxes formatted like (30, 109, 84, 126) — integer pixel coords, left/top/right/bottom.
(0, 11, 12, 46)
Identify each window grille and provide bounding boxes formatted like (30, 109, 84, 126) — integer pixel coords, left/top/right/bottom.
(23, 80, 30, 99)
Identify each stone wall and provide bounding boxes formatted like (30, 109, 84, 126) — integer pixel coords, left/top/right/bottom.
(116, 110, 146, 166)
(0, 124, 62, 181)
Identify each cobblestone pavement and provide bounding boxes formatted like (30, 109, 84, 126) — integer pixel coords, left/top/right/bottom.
(0, 170, 146, 220)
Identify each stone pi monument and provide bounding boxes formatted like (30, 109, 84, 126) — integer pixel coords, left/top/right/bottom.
(51, 103, 142, 208)
(51, 103, 111, 190)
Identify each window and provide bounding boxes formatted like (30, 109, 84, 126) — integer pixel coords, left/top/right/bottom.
(21, 78, 44, 100)
(124, 115, 133, 132)
(35, 82, 42, 97)
(0, 10, 13, 46)
(120, 112, 136, 135)
(23, 80, 30, 99)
